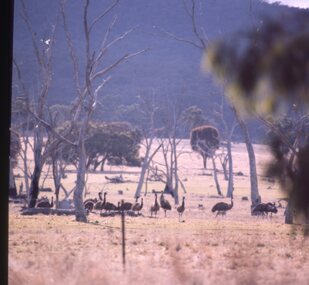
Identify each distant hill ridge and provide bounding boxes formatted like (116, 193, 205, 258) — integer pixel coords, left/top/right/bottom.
(12, 0, 302, 140)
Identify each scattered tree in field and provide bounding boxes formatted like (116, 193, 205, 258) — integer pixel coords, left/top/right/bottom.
(134, 92, 162, 199)
(206, 12, 309, 223)
(190, 125, 220, 168)
(9, 130, 21, 197)
(161, 0, 260, 202)
(13, 1, 61, 208)
(190, 125, 222, 195)
(56, 121, 142, 171)
(151, 95, 188, 204)
(212, 92, 238, 197)
(60, 0, 147, 222)
(181, 105, 207, 135)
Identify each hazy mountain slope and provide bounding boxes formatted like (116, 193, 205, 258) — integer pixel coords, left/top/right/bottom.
(12, 0, 301, 139)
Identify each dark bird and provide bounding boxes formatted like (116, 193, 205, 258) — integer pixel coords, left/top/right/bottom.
(160, 191, 172, 217)
(211, 195, 233, 217)
(84, 199, 96, 212)
(83, 192, 102, 212)
(94, 192, 107, 212)
(177, 197, 185, 221)
(132, 197, 143, 215)
(37, 196, 54, 208)
(118, 200, 133, 211)
(252, 202, 278, 217)
(104, 201, 118, 212)
(150, 193, 160, 217)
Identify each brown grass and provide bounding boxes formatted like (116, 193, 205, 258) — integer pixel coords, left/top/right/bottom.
(9, 142, 309, 284)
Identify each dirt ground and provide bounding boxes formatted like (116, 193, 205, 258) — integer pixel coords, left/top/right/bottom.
(9, 142, 309, 285)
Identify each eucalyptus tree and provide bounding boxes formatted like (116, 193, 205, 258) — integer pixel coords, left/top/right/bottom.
(60, 0, 147, 221)
(160, 0, 259, 203)
(206, 11, 309, 223)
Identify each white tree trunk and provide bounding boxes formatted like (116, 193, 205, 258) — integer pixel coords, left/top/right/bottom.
(238, 117, 260, 207)
(135, 158, 150, 198)
(211, 156, 222, 196)
(226, 140, 234, 197)
(74, 140, 88, 222)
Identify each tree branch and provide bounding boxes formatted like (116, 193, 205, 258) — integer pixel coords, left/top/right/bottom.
(28, 109, 76, 146)
(91, 48, 149, 81)
(88, 0, 120, 34)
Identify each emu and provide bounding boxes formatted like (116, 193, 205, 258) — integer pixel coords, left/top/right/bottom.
(94, 192, 107, 212)
(37, 196, 54, 208)
(104, 201, 118, 212)
(132, 197, 143, 215)
(83, 192, 102, 212)
(119, 201, 133, 211)
(177, 197, 185, 221)
(150, 193, 160, 217)
(252, 202, 278, 217)
(160, 191, 172, 217)
(211, 196, 233, 217)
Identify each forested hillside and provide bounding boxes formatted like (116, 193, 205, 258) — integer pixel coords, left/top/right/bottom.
(12, 0, 300, 140)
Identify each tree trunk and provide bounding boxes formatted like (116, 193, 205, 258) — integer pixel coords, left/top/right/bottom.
(202, 154, 207, 169)
(9, 161, 17, 198)
(74, 141, 88, 222)
(135, 142, 161, 198)
(28, 163, 42, 208)
(237, 115, 260, 209)
(52, 158, 61, 209)
(220, 155, 229, 181)
(285, 200, 294, 224)
(211, 156, 222, 196)
(172, 137, 179, 205)
(28, 127, 44, 208)
(226, 140, 234, 197)
(100, 155, 108, 172)
(135, 159, 150, 198)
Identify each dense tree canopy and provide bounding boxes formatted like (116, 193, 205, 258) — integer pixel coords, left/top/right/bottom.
(56, 121, 142, 170)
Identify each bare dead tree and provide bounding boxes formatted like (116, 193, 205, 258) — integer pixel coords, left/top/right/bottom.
(233, 107, 260, 208)
(212, 90, 238, 197)
(10, 97, 33, 200)
(14, 0, 62, 208)
(134, 92, 162, 198)
(60, 0, 148, 222)
(149, 96, 188, 205)
(160, 0, 260, 203)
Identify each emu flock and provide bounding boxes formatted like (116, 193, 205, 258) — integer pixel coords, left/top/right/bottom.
(34, 191, 281, 221)
(82, 191, 186, 220)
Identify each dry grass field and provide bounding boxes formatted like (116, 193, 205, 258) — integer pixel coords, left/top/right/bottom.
(9, 142, 309, 285)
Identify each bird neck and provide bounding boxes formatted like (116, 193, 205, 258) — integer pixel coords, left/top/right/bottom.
(230, 199, 233, 209)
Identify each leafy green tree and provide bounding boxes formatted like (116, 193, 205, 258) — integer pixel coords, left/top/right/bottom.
(56, 121, 142, 171)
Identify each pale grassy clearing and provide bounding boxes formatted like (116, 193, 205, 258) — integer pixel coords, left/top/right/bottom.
(9, 141, 309, 284)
